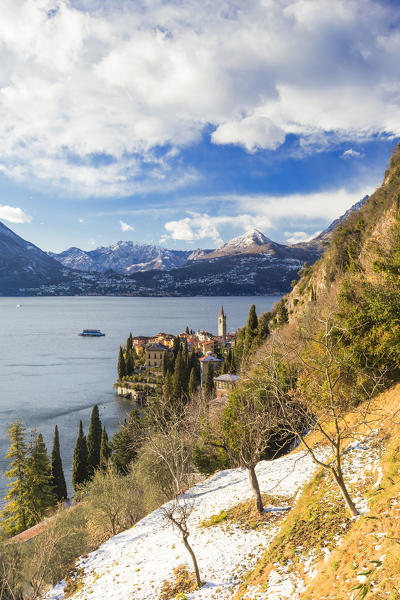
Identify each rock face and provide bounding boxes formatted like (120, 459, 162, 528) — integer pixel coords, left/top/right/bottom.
(0, 221, 67, 294)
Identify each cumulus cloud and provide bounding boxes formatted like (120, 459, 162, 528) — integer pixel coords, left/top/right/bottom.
(0, 205, 32, 223)
(212, 116, 285, 152)
(341, 149, 364, 159)
(0, 1, 398, 193)
(161, 185, 370, 245)
(284, 230, 321, 244)
(162, 211, 272, 245)
(120, 220, 134, 232)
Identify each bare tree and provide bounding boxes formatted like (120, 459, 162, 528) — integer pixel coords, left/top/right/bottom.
(261, 318, 386, 517)
(161, 495, 201, 589)
(218, 381, 285, 514)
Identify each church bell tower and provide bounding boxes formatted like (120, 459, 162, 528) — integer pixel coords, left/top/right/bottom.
(218, 305, 227, 341)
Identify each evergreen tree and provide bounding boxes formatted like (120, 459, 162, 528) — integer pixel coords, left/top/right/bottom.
(183, 338, 189, 364)
(276, 298, 289, 325)
(172, 350, 188, 400)
(87, 405, 102, 476)
(111, 412, 141, 474)
(126, 350, 135, 376)
(188, 367, 198, 396)
(1, 421, 28, 535)
(163, 370, 174, 401)
(126, 332, 133, 352)
(162, 352, 169, 376)
(99, 426, 112, 469)
(172, 336, 181, 359)
(189, 349, 200, 383)
(257, 312, 271, 341)
(204, 366, 215, 399)
(185, 325, 189, 334)
(243, 304, 258, 355)
(51, 425, 67, 502)
(24, 433, 56, 526)
(118, 346, 127, 380)
(72, 420, 88, 491)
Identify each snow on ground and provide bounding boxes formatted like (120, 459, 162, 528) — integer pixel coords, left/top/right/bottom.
(239, 432, 385, 600)
(44, 450, 322, 600)
(45, 433, 383, 600)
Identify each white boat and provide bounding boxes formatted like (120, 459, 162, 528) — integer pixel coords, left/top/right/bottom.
(78, 329, 105, 337)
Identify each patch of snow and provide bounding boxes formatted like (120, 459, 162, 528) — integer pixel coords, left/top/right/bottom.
(44, 450, 322, 600)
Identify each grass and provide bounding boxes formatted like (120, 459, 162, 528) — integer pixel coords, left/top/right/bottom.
(232, 383, 400, 600)
(160, 565, 198, 600)
(200, 493, 293, 532)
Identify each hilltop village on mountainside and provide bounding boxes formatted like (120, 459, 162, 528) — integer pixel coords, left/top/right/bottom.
(115, 306, 240, 405)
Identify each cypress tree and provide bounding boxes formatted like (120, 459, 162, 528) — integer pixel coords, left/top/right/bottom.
(1, 421, 28, 535)
(126, 350, 134, 376)
(204, 366, 215, 399)
(24, 433, 56, 526)
(257, 312, 271, 341)
(72, 420, 88, 491)
(87, 405, 102, 476)
(99, 426, 112, 469)
(51, 425, 67, 502)
(188, 367, 198, 396)
(172, 336, 181, 359)
(126, 332, 133, 352)
(172, 350, 188, 400)
(118, 346, 127, 380)
(243, 304, 258, 355)
(163, 370, 173, 401)
(162, 352, 169, 376)
(185, 325, 189, 334)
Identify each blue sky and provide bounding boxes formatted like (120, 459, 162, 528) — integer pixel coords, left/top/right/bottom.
(1, 0, 400, 252)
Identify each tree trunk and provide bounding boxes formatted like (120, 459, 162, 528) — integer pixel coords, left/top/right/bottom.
(248, 466, 263, 513)
(182, 534, 201, 588)
(331, 469, 359, 517)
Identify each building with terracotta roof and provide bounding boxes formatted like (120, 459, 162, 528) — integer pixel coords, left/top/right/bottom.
(145, 343, 169, 368)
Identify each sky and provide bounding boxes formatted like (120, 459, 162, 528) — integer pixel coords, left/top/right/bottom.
(1, 0, 400, 252)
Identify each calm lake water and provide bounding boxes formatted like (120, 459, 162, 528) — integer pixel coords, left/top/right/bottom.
(0, 295, 280, 499)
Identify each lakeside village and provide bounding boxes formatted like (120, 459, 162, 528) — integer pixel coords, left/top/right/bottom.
(114, 306, 242, 407)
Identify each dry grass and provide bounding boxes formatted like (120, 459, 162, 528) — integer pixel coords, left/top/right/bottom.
(160, 565, 198, 600)
(232, 383, 400, 600)
(200, 493, 293, 532)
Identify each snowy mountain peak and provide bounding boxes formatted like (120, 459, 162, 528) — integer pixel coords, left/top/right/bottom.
(217, 229, 272, 252)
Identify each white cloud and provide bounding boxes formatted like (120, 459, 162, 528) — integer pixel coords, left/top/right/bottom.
(0, 204, 32, 223)
(212, 116, 285, 152)
(162, 185, 371, 245)
(79, 218, 85, 223)
(163, 211, 272, 245)
(0, 1, 398, 193)
(284, 230, 321, 244)
(120, 219, 134, 232)
(341, 149, 363, 159)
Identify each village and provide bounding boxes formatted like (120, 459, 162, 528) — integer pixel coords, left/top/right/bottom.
(114, 306, 240, 406)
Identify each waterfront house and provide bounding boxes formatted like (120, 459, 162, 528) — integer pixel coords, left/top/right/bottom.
(145, 343, 169, 368)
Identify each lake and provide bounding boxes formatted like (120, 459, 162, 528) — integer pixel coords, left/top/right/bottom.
(0, 295, 280, 499)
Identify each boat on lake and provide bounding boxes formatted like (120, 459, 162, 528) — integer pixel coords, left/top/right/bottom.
(79, 329, 105, 337)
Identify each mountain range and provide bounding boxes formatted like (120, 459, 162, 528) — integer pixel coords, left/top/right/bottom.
(0, 197, 367, 295)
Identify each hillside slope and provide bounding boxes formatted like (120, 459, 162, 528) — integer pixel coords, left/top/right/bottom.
(44, 384, 400, 600)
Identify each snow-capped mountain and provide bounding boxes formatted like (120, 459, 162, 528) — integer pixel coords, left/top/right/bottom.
(202, 228, 281, 259)
(0, 221, 67, 293)
(49, 241, 193, 274)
